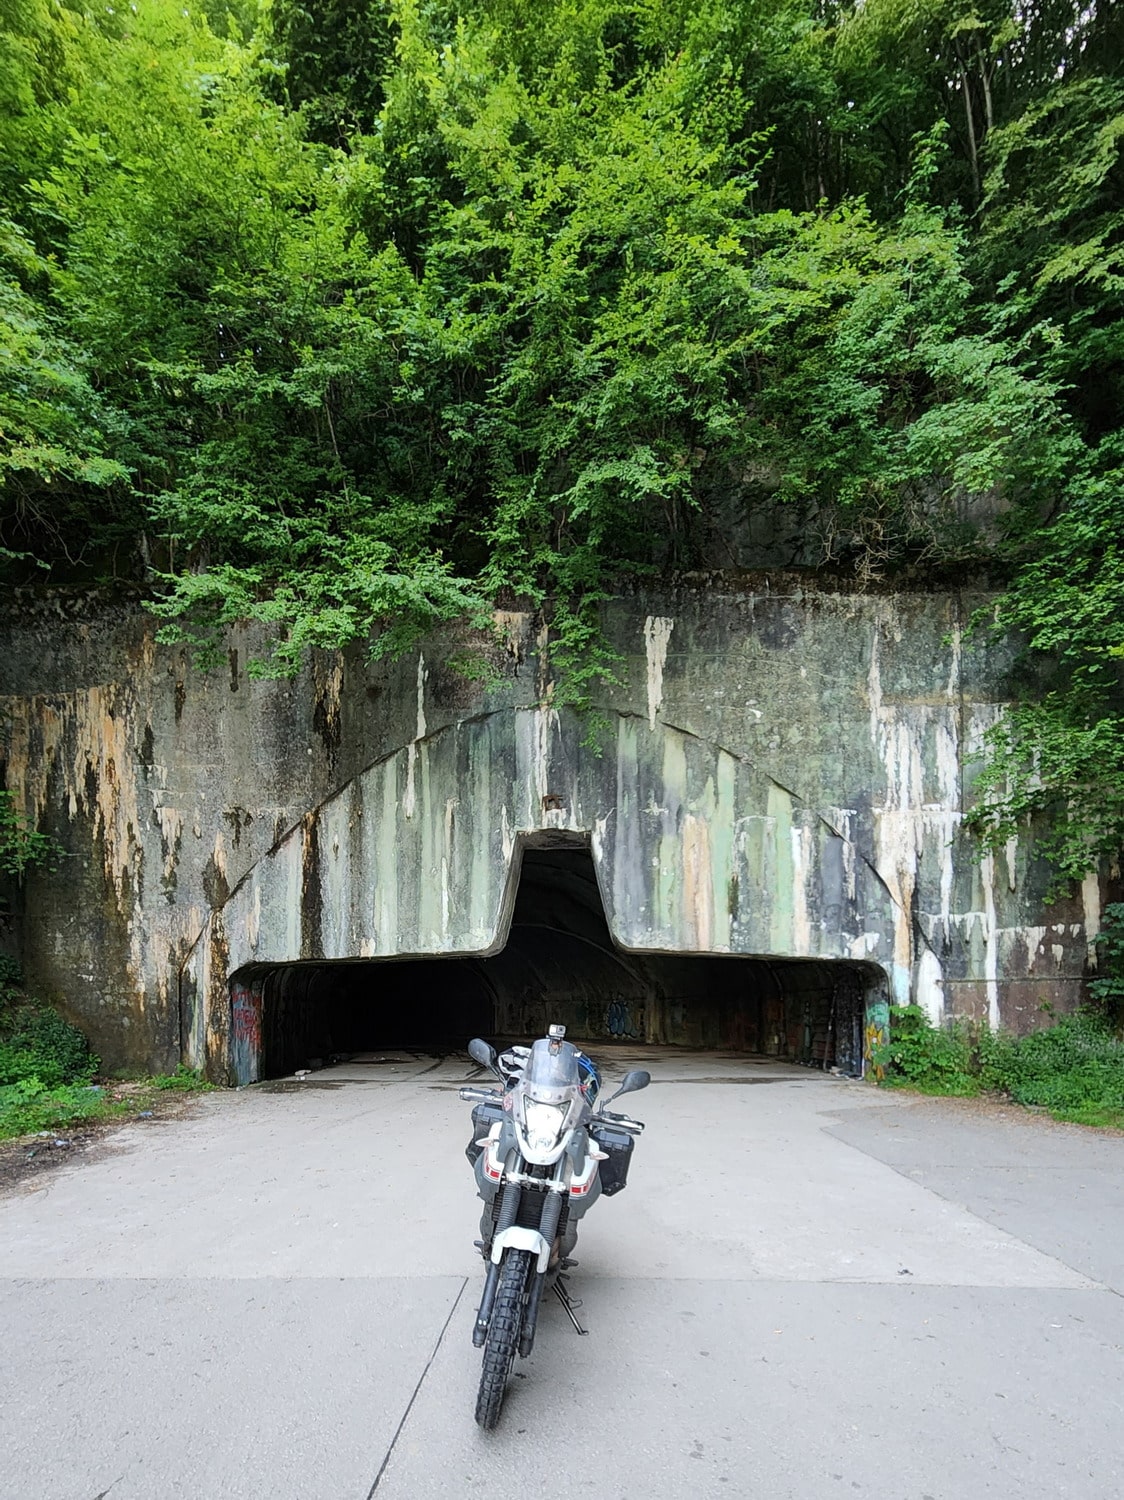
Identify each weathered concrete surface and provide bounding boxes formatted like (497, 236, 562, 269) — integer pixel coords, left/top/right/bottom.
(826, 1094, 1124, 1293)
(1, 1054, 1122, 1499)
(1, 583, 1102, 1075)
(1, 1277, 463, 1500)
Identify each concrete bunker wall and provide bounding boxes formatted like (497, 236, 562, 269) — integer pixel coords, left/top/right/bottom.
(1, 584, 1102, 1077)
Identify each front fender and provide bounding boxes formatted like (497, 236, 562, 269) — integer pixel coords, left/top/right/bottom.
(491, 1225, 551, 1273)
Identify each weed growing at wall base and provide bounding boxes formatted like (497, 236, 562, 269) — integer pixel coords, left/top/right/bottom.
(151, 1064, 213, 1093)
(0, 963, 212, 1141)
(875, 1003, 1124, 1130)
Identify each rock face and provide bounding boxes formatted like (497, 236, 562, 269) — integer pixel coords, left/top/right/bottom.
(1, 582, 1098, 1080)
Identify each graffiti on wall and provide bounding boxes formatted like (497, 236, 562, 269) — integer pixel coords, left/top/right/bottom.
(230, 977, 263, 1085)
(606, 999, 643, 1039)
(864, 997, 891, 1081)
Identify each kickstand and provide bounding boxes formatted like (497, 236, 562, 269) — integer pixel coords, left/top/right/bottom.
(552, 1277, 589, 1336)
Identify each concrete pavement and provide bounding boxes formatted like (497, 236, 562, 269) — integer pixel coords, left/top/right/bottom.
(1, 1051, 1121, 1498)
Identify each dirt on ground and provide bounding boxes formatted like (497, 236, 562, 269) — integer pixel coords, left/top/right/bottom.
(0, 1087, 205, 1195)
(869, 1082, 1124, 1136)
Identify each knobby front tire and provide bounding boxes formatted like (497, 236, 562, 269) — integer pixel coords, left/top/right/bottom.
(475, 1248, 532, 1430)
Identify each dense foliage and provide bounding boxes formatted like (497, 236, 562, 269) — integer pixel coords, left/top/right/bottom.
(984, 1011, 1124, 1123)
(0, 1, 1121, 865)
(876, 1005, 1124, 1129)
(0, 952, 93, 1078)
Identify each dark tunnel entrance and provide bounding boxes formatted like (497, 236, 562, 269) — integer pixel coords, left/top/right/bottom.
(233, 843, 885, 1083)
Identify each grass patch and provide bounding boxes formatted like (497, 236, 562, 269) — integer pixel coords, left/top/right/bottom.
(0, 1078, 124, 1139)
(0, 1073, 214, 1142)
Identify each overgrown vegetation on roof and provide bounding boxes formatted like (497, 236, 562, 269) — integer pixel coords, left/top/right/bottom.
(1, 0, 1121, 870)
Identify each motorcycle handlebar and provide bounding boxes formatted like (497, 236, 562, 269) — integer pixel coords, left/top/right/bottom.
(594, 1110, 644, 1133)
(461, 1087, 643, 1132)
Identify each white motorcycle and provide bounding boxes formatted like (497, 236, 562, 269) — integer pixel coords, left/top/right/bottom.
(460, 1024, 650, 1428)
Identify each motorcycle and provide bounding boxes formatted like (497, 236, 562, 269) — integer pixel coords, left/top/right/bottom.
(459, 1023, 651, 1429)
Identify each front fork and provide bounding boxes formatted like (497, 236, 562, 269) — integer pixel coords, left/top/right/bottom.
(518, 1188, 565, 1357)
(472, 1177, 521, 1347)
(472, 1175, 567, 1354)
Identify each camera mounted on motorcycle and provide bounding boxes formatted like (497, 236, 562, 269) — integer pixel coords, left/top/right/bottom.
(548, 1022, 566, 1053)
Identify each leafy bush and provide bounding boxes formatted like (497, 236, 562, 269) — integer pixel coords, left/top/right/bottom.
(0, 954, 21, 1004)
(0, 961, 98, 1089)
(0, 791, 57, 879)
(0, 1005, 97, 1089)
(873, 1005, 979, 1096)
(980, 1012, 1124, 1124)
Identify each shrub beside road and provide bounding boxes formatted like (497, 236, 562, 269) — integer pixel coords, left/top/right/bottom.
(0, 957, 209, 1143)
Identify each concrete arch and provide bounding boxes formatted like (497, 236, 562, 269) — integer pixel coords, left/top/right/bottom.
(180, 704, 899, 1076)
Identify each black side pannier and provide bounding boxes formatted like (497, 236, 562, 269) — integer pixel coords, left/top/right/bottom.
(466, 1100, 506, 1165)
(589, 1120, 635, 1196)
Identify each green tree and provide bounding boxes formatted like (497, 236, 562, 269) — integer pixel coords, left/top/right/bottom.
(0, 0, 1120, 835)
(264, 0, 397, 145)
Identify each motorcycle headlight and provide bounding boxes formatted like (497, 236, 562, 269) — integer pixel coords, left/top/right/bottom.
(522, 1100, 568, 1150)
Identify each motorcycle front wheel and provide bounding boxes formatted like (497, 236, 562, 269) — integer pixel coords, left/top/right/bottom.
(475, 1248, 533, 1429)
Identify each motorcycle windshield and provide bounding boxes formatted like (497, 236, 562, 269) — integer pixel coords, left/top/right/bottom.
(522, 1038, 581, 1107)
(514, 1038, 587, 1162)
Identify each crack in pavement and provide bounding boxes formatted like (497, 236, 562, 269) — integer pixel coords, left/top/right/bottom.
(365, 1277, 469, 1497)
(824, 1123, 1108, 1291)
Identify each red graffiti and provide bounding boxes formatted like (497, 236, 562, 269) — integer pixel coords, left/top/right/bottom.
(231, 983, 262, 1049)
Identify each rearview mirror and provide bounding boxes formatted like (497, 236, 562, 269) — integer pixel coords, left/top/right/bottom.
(467, 1037, 501, 1077)
(618, 1068, 651, 1096)
(602, 1068, 651, 1106)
